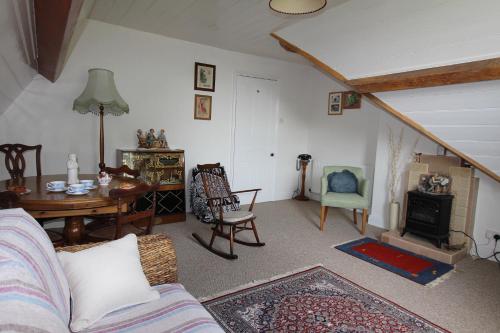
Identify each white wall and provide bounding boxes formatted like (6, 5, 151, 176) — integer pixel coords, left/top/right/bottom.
(0, 0, 37, 115)
(303, 71, 439, 231)
(306, 69, 380, 198)
(370, 112, 438, 229)
(473, 172, 500, 256)
(0, 19, 315, 202)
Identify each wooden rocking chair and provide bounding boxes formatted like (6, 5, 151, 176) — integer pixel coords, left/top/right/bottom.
(192, 163, 265, 259)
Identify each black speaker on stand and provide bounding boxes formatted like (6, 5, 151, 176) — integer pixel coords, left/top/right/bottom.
(294, 154, 312, 201)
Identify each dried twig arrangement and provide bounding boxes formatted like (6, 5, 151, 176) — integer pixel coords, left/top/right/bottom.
(388, 127, 404, 203)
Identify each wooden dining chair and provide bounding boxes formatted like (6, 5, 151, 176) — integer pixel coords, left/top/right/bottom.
(0, 144, 42, 179)
(0, 190, 64, 247)
(192, 163, 265, 260)
(0, 144, 65, 246)
(86, 183, 159, 241)
(85, 165, 141, 231)
(104, 165, 140, 178)
(0, 191, 19, 209)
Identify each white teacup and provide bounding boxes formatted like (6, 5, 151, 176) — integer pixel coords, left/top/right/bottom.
(68, 183, 85, 193)
(80, 179, 95, 188)
(47, 181, 66, 190)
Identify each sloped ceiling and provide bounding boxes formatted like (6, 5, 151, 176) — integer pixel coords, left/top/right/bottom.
(276, 0, 500, 178)
(88, 0, 348, 63)
(0, 0, 37, 116)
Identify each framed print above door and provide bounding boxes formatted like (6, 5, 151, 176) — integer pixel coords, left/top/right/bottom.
(194, 94, 212, 120)
(194, 62, 216, 92)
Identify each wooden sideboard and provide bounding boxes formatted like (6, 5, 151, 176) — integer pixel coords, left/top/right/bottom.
(117, 148, 186, 224)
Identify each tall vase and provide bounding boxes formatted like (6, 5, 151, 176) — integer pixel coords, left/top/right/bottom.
(389, 201, 400, 231)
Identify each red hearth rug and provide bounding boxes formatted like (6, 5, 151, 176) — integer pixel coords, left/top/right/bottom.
(336, 237, 454, 285)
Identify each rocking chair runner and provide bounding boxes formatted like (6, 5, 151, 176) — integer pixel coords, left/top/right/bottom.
(192, 163, 265, 259)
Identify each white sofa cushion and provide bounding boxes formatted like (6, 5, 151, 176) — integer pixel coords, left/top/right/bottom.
(57, 234, 160, 332)
(82, 283, 224, 332)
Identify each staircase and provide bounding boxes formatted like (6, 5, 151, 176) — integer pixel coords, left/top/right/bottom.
(272, 0, 500, 182)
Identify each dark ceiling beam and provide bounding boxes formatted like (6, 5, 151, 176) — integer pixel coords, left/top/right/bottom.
(34, 0, 85, 82)
(271, 32, 500, 183)
(346, 58, 500, 93)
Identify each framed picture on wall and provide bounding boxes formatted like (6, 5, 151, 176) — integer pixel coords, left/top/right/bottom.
(194, 62, 216, 92)
(328, 92, 343, 115)
(194, 94, 212, 120)
(342, 91, 362, 109)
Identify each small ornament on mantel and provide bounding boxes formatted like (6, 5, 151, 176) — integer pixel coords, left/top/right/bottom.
(136, 128, 169, 149)
(67, 153, 79, 185)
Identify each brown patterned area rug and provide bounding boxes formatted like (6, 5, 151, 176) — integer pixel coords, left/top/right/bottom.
(202, 266, 449, 333)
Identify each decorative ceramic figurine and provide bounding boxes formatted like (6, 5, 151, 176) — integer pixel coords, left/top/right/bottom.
(137, 129, 147, 148)
(157, 129, 169, 148)
(67, 153, 79, 185)
(136, 128, 169, 149)
(146, 129, 156, 147)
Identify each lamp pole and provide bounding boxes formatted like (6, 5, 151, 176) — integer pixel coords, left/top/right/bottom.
(99, 104, 105, 172)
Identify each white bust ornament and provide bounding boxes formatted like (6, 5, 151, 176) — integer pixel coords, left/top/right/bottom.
(67, 153, 79, 185)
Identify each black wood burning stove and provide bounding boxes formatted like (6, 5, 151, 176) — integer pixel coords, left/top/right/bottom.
(401, 190, 454, 248)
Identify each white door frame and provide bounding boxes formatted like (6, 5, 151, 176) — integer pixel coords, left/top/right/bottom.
(230, 72, 280, 202)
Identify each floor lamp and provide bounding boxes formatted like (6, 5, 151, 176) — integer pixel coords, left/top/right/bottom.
(73, 68, 129, 172)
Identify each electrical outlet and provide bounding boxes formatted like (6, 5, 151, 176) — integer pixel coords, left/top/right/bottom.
(485, 229, 500, 240)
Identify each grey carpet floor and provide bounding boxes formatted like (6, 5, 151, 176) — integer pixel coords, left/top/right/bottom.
(155, 199, 500, 333)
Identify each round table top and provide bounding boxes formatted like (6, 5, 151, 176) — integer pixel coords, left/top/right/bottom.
(1, 174, 142, 211)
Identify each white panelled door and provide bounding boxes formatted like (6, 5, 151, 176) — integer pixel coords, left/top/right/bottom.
(232, 75, 278, 204)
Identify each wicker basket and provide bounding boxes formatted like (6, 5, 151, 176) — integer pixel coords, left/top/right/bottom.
(57, 234, 177, 286)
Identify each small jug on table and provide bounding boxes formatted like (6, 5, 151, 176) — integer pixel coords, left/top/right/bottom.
(97, 171, 112, 186)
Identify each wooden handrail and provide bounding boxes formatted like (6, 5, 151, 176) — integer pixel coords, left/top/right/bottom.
(270, 33, 500, 182)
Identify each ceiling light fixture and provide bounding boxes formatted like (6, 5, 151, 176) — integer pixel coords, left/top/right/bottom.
(269, 0, 327, 15)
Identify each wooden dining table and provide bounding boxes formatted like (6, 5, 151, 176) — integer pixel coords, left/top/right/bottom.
(1, 174, 142, 244)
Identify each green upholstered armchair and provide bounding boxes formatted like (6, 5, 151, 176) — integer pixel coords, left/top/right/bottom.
(320, 166, 371, 234)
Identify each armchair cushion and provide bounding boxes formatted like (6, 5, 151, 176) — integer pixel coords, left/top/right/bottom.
(222, 211, 254, 223)
(321, 192, 369, 209)
(327, 169, 358, 193)
(321, 166, 371, 210)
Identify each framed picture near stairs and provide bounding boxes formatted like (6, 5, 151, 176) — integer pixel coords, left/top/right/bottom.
(328, 91, 343, 115)
(342, 91, 362, 109)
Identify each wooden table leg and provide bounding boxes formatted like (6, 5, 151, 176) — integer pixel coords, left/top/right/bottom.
(63, 216, 85, 245)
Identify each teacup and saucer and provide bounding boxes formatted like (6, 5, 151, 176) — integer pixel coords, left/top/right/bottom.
(46, 181, 67, 192)
(80, 179, 97, 190)
(66, 183, 89, 195)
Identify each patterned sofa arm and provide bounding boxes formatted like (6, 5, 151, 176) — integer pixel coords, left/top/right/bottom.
(57, 234, 177, 286)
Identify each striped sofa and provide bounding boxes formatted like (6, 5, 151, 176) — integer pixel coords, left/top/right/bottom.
(0, 208, 223, 332)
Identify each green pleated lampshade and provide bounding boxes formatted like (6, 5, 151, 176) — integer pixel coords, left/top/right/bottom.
(73, 68, 129, 116)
